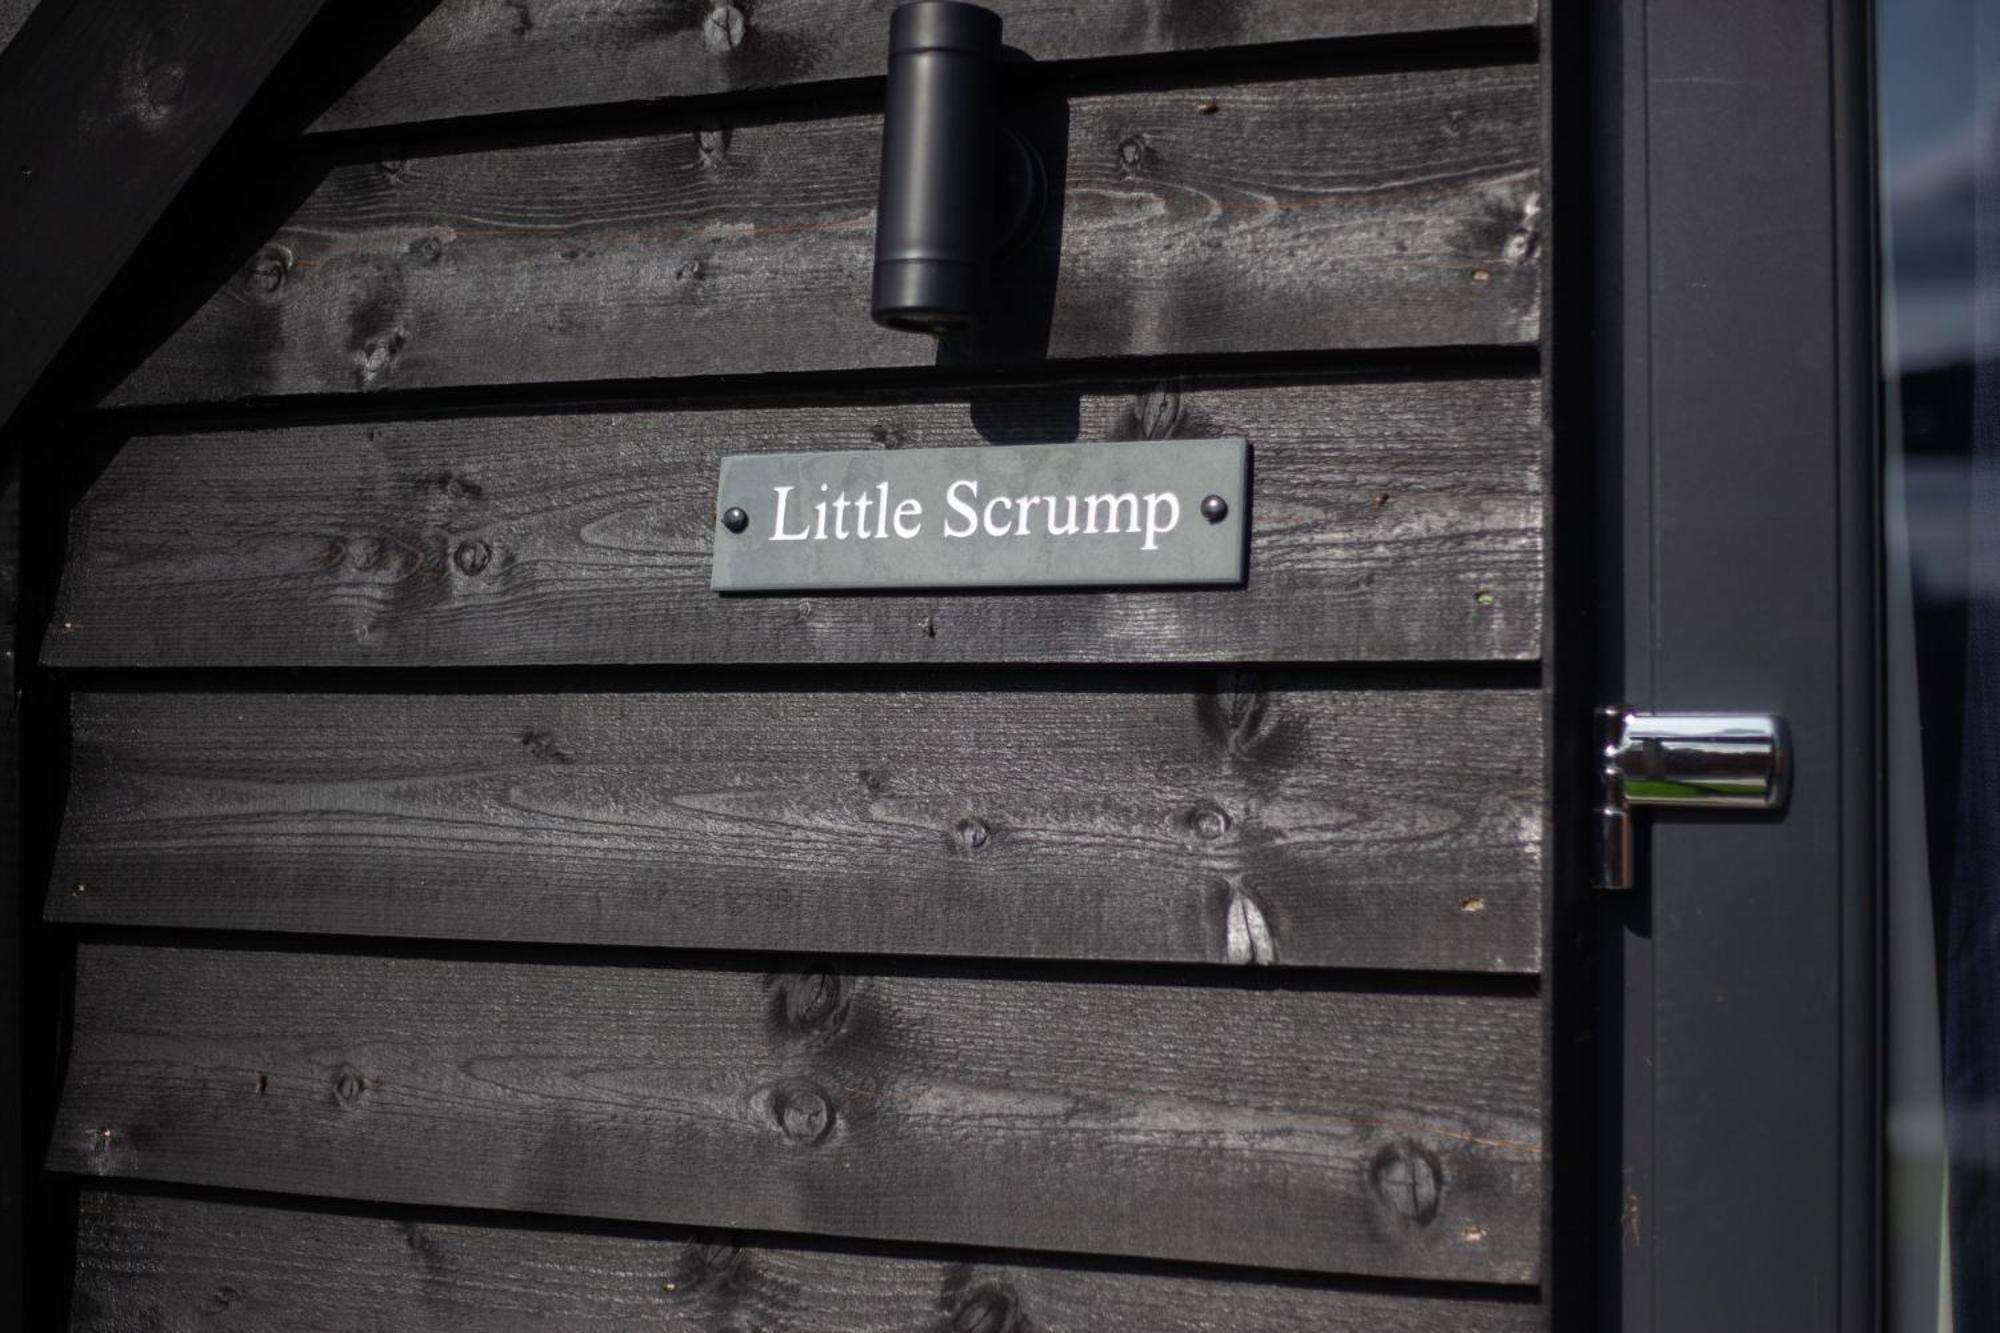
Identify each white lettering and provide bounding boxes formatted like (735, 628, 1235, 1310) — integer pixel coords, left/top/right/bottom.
(1084, 492, 1139, 535)
(943, 479, 979, 538)
(982, 494, 1014, 537)
(770, 485, 811, 541)
(1141, 491, 1180, 552)
(1047, 495, 1080, 536)
(770, 477, 1186, 552)
(1014, 495, 1040, 536)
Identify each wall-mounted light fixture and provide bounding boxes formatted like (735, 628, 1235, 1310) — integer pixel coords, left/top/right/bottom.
(870, 1, 1045, 335)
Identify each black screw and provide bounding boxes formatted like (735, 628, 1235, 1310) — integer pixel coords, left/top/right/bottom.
(1200, 494, 1229, 522)
(721, 506, 749, 533)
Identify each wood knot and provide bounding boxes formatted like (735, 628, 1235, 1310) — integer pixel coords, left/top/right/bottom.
(703, 4, 747, 52)
(331, 1065, 368, 1107)
(120, 32, 188, 127)
(408, 235, 445, 263)
(426, 470, 484, 502)
(667, 1237, 749, 1297)
(697, 125, 731, 168)
(1371, 1142, 1442, 1225)
(453, 538, 492, 576)
(1178, 801, 1230, 842)
(518, 728, 572, 764)
(83, 1126, 131, 1175)
(1199, 671, 1270, 757)
(1507, 191, 1543, 261)
(354, 329, 407, 390)
(948, 1283, 1023, 1333)
(953, 816, 991, 853)
(245, 244, 293, 298)
(1130, 382, 1184, 440)
(1221, 885, 1276, 966)
(774, 967, 849, 1039)
(402, 1222, 440, 1261)
(768, 1080, 835, 1145)
(198, 1283, 242, 1316)
(1116, 134, 1158, 177)
(341, 534, 422, 582)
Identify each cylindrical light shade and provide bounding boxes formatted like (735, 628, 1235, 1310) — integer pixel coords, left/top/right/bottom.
(870, 1, 1001, 335)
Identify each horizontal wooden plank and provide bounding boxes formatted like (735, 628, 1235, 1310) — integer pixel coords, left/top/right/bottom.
(314, 0, 1541, 135)
(48, 681, 1544, 972)
(49, 376, 1544, 665)
(107, 64, 1543, 406)
(51, 944, 1544, 1281)
(73, 1190, 1546, 1331)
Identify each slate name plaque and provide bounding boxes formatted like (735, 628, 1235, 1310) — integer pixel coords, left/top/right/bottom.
(710, 438, 1248, 593)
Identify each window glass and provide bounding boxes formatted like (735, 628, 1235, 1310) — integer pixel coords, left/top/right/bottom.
(1878, 1, 1999, 1328)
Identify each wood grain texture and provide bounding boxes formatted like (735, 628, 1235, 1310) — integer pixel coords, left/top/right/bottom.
(47, 681, 1544, 972)
(0, 480, 17, 1329)
(49, 376, 1544, 666)
(0, 0, 327, 429)
(106, 64, 1543, 406)
(311, 0, 1540, 134)
(72, 1190, 1547, 1331)
(51, 944, 1544, 1281)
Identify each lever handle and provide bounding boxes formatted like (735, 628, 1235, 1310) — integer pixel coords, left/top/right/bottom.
(1595, 707, 1790, 892)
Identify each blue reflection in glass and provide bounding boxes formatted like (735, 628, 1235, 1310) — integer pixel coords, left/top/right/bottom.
(1879, 1, 1999, 1329)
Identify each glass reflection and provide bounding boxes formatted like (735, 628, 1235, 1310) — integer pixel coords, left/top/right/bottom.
(1879, 1, 1998, 1329)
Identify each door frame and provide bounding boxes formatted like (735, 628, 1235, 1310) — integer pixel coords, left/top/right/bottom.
(1585, 0, 1881, 1328)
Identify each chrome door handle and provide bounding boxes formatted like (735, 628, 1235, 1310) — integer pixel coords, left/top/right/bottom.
(1595, 707, 1790, 891)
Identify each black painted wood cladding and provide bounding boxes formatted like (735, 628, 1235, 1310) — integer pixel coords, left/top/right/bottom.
(313, 0, 1540, 134)
(51, 944, 1543, 1282)
(49, 376, 1543, 667)
(106, 64, 1541, 406)
(49, 682, 1543, 972)
(72, 1190, 1547, 1332)
(38, 1, 1553, 1321)
(0, 0, 328, 431)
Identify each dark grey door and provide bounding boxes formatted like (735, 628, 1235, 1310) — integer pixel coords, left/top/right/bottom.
(1590, 0, 1879, 1329)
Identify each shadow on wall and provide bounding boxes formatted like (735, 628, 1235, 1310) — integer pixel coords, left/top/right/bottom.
(946, 59, 1075, 443)
(28, 0, 447, 414)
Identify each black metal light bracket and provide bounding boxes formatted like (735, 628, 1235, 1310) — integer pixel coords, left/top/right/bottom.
(870, 1, 1046, 335)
